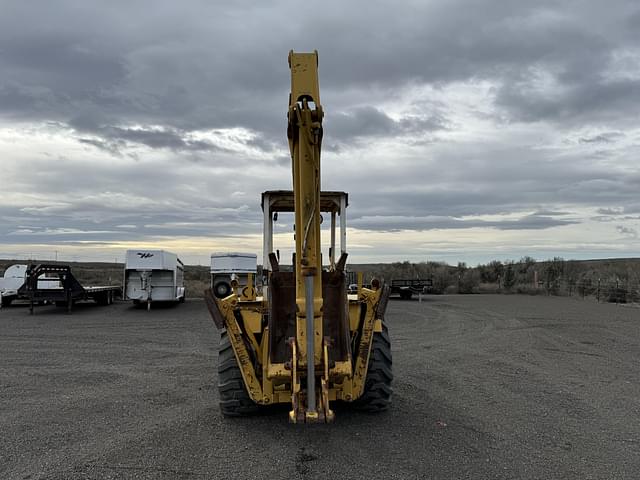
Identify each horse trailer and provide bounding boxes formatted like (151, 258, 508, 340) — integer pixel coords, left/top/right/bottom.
(210, 252, 257, 298)
(124, 250, 185, 309)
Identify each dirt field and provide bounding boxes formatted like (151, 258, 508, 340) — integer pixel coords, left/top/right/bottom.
(1, 295, 639, 479)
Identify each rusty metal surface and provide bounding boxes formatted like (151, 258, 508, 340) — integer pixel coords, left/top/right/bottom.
(261, 190, 348, 213)
(203, 288, 225, 330)
(322, 270, 350, 364)
(375, 284, 391, 322)
(351, 288, 382, 399)
(268, 271, 297, 364)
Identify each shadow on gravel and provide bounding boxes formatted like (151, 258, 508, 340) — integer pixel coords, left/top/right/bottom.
(127, 301, 183, 311)
(7, 301, 115, 315)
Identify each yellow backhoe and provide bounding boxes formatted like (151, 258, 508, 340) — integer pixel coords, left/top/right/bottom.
(205, 51, 392, 423)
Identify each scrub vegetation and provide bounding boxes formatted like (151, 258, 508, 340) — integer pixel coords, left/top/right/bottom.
(2, 257, 639, 303)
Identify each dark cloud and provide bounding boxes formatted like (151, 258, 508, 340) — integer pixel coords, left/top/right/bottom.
(84, 126, 220, 153)
(1, 1, 639, 262)
(2, 1, 638, 135)
(325, 106, 447, 147)
(496, 77, 640, 125)
(349, 213, 576, 232)
(579, 132, 625, 144)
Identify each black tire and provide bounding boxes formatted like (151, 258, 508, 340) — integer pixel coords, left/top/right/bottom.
(96, 292, 109, 306)
(352, 323, 393, 412)
(214, 282, 232, 299)
(400, 290, 412, 300)
(218, 332, 259, 416)
(1, 296, 13, 307)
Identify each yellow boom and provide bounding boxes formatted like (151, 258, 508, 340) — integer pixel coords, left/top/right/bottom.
(205, 51, 392, 423)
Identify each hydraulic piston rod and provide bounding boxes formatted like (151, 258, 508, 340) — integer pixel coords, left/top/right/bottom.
(305, 275, 316, 415)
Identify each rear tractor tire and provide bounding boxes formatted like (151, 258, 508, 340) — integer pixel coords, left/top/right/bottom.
(352, 322, 393, 412)
(218, 332, 259, 416)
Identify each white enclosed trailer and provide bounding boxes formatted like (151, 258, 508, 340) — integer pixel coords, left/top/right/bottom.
(210, 252, 257, 298)
(124, 250, 185, 309)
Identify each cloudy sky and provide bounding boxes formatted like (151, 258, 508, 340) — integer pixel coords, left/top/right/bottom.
(1, 1, 639, 266)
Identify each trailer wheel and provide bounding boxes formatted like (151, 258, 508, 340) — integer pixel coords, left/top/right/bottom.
(218, 331, 259, 416)
(214, 281, 231, 299)
(400, 290, 412, 300)
(352, 322, 393, 412)
(1, 296, 13, 307)
(96, 292, 109, 306)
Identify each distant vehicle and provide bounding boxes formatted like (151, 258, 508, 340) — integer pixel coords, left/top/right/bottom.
(210, 252, 257, 298)
(1, 264, 59, 307)
(124, 250, 185, 309)
(17, 264, 121, 314)
(390, 278, 433, 300)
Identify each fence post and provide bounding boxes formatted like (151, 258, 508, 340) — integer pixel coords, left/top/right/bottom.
(597, 278, 600, 303)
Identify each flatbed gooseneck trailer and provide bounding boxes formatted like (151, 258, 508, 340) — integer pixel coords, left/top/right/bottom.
(18, 264, 121, 314)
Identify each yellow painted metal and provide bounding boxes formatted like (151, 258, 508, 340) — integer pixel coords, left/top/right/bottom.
(217, 281, 384, 415)
(239, 305, 263, 356)
(267, 362, 291, 380)
(321, 340, 335, 422)
(330, 360, 352, 379)
(289, 340, 300, 423)
(348, 299, 362, 331)
(217, 295, 264, 403)
(350, 287, 382, 400)
(374, 318, 383, 333)
(240, 273, 257, 301)
(288, 51, 324, 369)
(289, 50, 320, 108)
(240, 309, 262, 334)
(260, 328, 273, 403)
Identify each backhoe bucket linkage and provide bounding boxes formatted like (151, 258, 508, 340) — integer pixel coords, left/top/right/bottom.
(289, 337, 334, 424)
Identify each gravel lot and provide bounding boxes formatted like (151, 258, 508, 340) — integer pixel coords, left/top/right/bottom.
(1, 295, 639, 479)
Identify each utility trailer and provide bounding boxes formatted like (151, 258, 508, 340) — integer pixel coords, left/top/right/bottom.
(17, 264, 120, 314)
(390, 278, 433, 299)
(210, 252, 258, 298)
(124, 250, 185, 309)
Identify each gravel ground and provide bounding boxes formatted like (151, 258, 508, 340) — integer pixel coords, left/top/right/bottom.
(1, 295, 639, 479)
